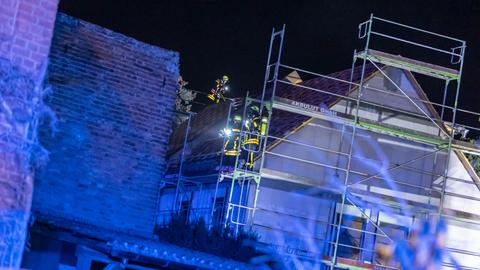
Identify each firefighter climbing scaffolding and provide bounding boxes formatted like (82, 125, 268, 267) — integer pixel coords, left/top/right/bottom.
(243, 104, 268, 168)
(220, 99, 269, 169)
(220, 96, 270, 232)
(220, 114, 242, 156)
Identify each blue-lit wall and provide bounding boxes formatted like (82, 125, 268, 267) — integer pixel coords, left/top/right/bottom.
(32, 13, 179, 237)
(0, 1, 59, 268)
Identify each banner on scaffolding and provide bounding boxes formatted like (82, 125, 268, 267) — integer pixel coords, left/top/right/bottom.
(274, 97, 338, 118)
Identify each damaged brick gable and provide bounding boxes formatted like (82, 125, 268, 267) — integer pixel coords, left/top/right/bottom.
(33, 13, 179, 237)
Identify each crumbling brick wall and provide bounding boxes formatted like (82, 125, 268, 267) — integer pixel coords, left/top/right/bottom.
(0, 0, 59, 268)
(33, 13, 179, 237)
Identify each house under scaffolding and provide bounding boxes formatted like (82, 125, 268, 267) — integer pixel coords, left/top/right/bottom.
(161, 15, 480, 269)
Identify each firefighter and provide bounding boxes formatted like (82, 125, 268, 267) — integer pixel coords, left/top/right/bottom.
(208, 75, 229, 103)
(220, 114, 242, 156)
(243, 105, 261, 148)
(242, 105, 269, 168)
(260, 106, 269, 137)
(244, 105, 269, 147)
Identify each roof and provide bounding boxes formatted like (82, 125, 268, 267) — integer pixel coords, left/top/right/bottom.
(268, 64, 377, 141)
(166, 64, 377, 177)
(33, 219, 254, 270)
(168, 100, 233, 156)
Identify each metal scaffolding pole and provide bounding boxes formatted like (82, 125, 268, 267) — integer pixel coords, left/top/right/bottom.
(332, 14, 373, 269)
(173, 112, 192, 212)
(439, 44, 466, 214)
(210, 101, 234, 226)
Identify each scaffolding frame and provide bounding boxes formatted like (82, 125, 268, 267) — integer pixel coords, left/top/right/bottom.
(164, 14, 480, 270)
(218, 14, 480, 269)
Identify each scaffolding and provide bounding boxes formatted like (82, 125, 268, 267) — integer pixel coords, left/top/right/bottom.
(166, 14, 480, 270)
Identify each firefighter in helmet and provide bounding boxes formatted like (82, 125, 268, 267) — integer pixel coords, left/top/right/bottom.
(220, 114, 242, 156)
(242, 105, 269, 168)
(243, 105, 261, 149)
(208, 75, 229, 103)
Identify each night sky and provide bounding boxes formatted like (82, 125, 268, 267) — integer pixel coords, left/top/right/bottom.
(59, 0, 480, 129)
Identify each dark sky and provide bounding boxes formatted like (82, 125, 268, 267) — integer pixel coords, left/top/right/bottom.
(59, 0, 479, 127)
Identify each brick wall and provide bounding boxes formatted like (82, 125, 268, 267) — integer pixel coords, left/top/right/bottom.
(0, 0, 57, 74)
(0, 0, 59, 268)
(33, 13, 179, 237)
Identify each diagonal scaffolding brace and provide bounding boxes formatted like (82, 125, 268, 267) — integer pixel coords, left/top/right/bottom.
(365, 57, 450, 138)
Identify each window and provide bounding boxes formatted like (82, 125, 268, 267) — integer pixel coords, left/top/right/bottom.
(336, 214, 364, 260)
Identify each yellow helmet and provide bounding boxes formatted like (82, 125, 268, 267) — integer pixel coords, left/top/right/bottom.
(222, 75, 229, 82)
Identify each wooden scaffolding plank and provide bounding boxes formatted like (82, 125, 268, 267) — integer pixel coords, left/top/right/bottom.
(452, 140, 480, 155)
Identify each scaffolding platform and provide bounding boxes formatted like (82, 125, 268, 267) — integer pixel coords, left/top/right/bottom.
(356, 49, 460, 80)
(272, 97, 449, 147)
(274, 96, 480, 156)
(261, 168, 339, 190)
(357, 120, 448, 146)
(232, 170, 261, 184)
